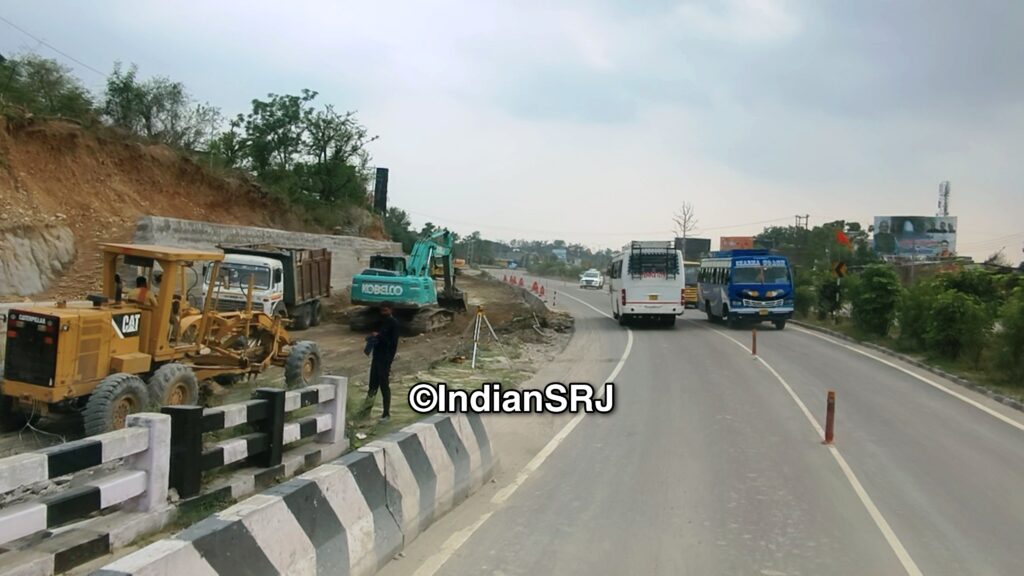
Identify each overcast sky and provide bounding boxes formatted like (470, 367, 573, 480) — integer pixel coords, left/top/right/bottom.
(2, 0, 1021, 261)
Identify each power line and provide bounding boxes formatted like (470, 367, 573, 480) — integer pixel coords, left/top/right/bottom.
(957, 232, 1023, 249)
(0, 14, 107, 77)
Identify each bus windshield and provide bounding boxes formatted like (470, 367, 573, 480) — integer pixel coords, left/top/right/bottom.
(732, 263, 790, 285)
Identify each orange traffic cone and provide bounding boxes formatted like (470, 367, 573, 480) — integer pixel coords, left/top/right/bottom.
(539, 285, 545, 297)
(519, 277, 524, 287)
(531, 281, 539, 293)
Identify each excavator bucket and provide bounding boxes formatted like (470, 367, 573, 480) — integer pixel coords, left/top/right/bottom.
(438, 290, 467, 312)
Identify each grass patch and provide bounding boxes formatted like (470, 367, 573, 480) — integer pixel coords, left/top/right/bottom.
(345, 340, 535, 447)
(799, 317, 1024, 403)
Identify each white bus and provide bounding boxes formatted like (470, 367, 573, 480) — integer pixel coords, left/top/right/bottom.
(607, 241, 686, 327)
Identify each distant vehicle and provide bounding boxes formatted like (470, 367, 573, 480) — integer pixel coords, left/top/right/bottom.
(683, 260, 699, 308)
(697, 249, 793, 329)
(607, 241, 685, 327)
(200, 245, 331, 331)
(579, 269, 604, 289)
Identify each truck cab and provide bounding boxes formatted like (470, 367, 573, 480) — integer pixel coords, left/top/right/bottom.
(199, 245, 331, 330)
(201, 253, 286, 317)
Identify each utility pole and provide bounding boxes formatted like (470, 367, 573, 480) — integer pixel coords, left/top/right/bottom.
(795, 214, 810, 229)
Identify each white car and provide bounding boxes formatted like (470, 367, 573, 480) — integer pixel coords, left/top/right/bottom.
(579, 269, 604, 289)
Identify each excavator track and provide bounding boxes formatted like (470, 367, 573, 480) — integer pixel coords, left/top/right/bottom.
(406, 307, 455, 334)
(347, 305, 454, 335)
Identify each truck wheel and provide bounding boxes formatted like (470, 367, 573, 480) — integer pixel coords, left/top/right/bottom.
(148, 363, 200, 408)
(0, 394, 27, 433)
(774, 319, 787, 330)
(83, 374, 150, 435)
(285, 341, 322, 388)
(291, 305, 312, 331)
(310, 301, 323, 327)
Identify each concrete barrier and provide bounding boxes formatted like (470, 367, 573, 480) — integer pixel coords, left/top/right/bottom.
(132, 216, 402, 292)
(95, 412, 495, 576)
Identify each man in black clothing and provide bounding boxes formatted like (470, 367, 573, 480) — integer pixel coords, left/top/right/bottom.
(362, 303, 400, 422)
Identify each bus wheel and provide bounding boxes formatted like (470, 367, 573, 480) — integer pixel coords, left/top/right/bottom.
(773, 320, 787, 330)
(705, 301, 715, 323)
(618, 313, 629, 326)
(724, 306, 736, 329)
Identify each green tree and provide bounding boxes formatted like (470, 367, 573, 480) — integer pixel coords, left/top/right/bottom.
(102, 62, 221, 149)
(993, 288, 1024, 385)
(815, 274, 845, 321)
(0, 54, 94, 120)
(897, 281, 939, 351)
(934, 268, 1002, 313)
(383, 207, 418, 252)
(851, 264, 903, 336)
(925, 290, 992, 365)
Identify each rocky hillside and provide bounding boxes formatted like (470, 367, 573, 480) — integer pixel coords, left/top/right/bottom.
(0, 117, 381, 299)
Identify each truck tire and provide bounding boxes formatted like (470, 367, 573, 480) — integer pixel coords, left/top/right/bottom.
(148, 363, 200, 408)
(291, 305, 312, 331)
(285, 341, 322, 388)
(310, 301, 323, 327)
(773, 319, 787, 330)
(0, 394, 27, 433)
(83, 374, 150, 435)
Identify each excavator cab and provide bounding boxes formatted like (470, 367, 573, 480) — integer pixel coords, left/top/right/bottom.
(365, 255, 408, 277)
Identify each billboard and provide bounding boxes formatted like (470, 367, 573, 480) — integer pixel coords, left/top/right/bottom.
(720, 236, 754, 250)
(674, 237, 711, 261)
(873, 216, 957, 259)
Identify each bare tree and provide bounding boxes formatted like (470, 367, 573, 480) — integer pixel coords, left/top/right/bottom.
(672, 202, 699, 239)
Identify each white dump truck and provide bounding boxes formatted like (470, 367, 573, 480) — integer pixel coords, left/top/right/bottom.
(198, 245, 332, 330)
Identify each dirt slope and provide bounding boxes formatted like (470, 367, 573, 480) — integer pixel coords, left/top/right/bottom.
(0, 117, 373, 299)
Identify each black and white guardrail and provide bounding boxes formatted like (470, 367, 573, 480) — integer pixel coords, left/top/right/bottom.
(164, 376, 347, 498)
(95, 412, 495, 576)
(0, 414, 170, 547)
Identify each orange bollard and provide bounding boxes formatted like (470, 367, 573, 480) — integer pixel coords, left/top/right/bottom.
(519, 277, 524, 287)
(824, 390, 836, 444)
(752, 328, 757, 356)
(540, 285, 545, 297)
(531, 281, 539, 293)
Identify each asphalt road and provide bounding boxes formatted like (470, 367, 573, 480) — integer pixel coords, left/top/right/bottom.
(381, 273, 1024, 576)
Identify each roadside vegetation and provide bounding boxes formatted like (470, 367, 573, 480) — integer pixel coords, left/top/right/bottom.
(757, 222, 1024, 393)
(0, 53, 377, 232)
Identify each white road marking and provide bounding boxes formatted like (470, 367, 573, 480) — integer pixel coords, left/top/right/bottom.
(411, 512, 494, 576)
(794, 326, 1024, 433)
(696, 321, 923, 576)
(409, 278, 633, 576)
(555, 288, 613, 320)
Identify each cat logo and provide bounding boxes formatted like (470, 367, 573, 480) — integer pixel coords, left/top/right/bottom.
(111, 312, 142, 338)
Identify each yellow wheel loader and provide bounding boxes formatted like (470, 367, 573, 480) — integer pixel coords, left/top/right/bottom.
(0, 244, 322, 435)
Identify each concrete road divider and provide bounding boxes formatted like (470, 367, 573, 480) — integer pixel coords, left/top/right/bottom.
(95, 412, 495, 576)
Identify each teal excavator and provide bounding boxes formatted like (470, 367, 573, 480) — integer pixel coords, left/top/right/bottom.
(349, 229, 467, 333)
